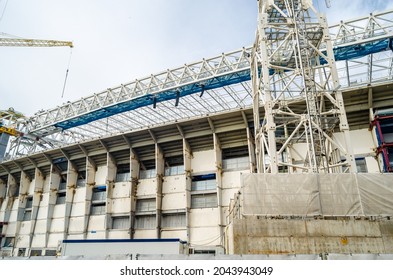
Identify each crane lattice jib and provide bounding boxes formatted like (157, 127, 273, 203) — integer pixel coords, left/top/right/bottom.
(0, 38, 73, 48)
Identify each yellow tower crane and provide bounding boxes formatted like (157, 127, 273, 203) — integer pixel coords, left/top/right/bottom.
(0, 34, 73, 48)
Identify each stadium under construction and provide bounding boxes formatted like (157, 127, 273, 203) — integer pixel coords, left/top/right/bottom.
(1, 1, 393, 259)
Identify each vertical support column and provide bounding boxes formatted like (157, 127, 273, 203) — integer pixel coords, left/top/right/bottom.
(246, 127, 256, 173)
(130, 148, 140, 239)
(4, 174, 17, 225)
(105, 153, 116, 238)
(155, 144, 164, 239)
(319, 14, 356, 172)
(45, 165, 60, 248)
(64, 161, 77, 239)
(83, 157, 95, 239)
(213, 134, 224, 247)
(14, 171, 30, 255)
(0, 178, 5, 210)
(28, 168, 44, 254)
(183, 139, 192, 244)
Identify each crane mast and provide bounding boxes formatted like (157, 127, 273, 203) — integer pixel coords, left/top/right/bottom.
(251, 0, 356, 174)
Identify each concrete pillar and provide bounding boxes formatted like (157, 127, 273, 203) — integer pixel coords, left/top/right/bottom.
(28, 168, 44, 255)
(105, 153, 116, 238)
(0, 178, 5, 211)
(213, 133, 224, 247)
(155, 144, 164, 238)
(64, 161, 78, 239)
(14, 171, 30, 255)
(45, 165, 61, 248)
(183, 139, 192, 244)
(130, 148, 140, 239)
(246, 127, 257, 173)
(83, 157, 95, 239)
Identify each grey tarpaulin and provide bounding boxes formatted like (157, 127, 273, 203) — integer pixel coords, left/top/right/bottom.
(241, 173, 393, 216)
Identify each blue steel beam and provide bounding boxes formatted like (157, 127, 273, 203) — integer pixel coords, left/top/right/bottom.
(55, 38, 393, 131)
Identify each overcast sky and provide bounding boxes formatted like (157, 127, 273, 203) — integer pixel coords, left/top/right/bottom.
(0, 0, 392, 117)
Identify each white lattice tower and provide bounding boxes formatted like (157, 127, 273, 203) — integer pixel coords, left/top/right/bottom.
(251, 0, 356, 173)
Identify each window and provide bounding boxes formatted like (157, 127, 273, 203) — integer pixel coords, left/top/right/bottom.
(162, 213, 186, 228)
(223, 157, 249, 170)
(56, 192, 66, 204)
(191, 193, 217, 208)
(76, 179, 86, 188)
(23, 196, 33, 221)
(92, 186, 106, 201)
(4, 237, 14, 247)
(30, 249, 42, 256)
(222, 146, 249, 170)
(91, 202, 106, 215)
(191, 174, 216, 191)
(136, 199, 156, 212)
(164, 165, 185, 176)
(135, 215, 156, 229)
(112, 216, 129, 229)
(140, 169, 156, 179)
(116, 164, 131, 182)
(45, 250, 57, 256)
(58, 182, 67, 191)
(356, 158, 368, 173)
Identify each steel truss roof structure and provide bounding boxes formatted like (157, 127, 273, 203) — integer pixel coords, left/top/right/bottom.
(2, 8, 393, 162)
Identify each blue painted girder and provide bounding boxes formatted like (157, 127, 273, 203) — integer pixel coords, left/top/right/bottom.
(55, 38, 393, 131)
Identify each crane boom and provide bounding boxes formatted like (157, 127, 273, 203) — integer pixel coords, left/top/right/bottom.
(0, 38, 73, 48)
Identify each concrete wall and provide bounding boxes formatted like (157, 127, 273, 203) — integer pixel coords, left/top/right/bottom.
(230, 218, 393, 255)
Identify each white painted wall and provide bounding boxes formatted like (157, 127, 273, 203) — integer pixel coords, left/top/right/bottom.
(191, 150, 216, 173)
(137, 178, 156, 197)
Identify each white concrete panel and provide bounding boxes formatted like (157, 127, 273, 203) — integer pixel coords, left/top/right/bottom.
(52, 204, 66, 218)
(222, 188, 240, 207)
(19, 221, 31, 234)
(162, 193, 186, 210)
(73, 187, 87, 202)
(68, 217, 85, 233)
(9, 209, 17, 221)
(222, 171, 244, 189)
(66, 234, 84, 240)
(108, 230, 130, 239)
(41, 192, 50, 205)
(290, 143, 308, 161)
(28, 179, 35, 194)
(88, 215, 105, 230)
(31, 234, 46, 248)
(4, 221, 16, 235)
(350, 129, 376, 155)
(34, 220, 47, 234)
(0, 210, 4, 221)
(36, 206, 48, 220)
(11, 198, 20, 210)
(365, 156, 381, 173)
(111, 197, 131, 213)
(190, 208, 220, 227)
(86, 231, 106, 239)
(190, 226, 221, 246)
(16, 234, 30, 248)
(334, 129, 376, 156)
(161, 229, 187, 240)
(95, 165, 108, 186)
(133, 229, 157, 239)
(50, 218, 65, 233)
(48, 233, 64, 248)
(70, 202, 87, 216)
(113, 182, 131, 198)
(191, 150, 216, 173)
(136, 179, 157, 197)
(163, 175, 186, 193)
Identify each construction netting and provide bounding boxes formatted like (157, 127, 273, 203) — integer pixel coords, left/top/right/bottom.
(241, 173, 393, 216)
